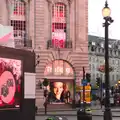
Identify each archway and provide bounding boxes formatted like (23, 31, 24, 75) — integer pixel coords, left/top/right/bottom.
(44, 60, 75, 107)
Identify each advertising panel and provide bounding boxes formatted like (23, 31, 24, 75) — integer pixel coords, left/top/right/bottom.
(47, 81, 73, 104)
(76, 85, 91, 104)
(0, 57, 22, 109)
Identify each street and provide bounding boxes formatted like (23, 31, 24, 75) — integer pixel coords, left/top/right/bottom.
(36, 115, 120, 120)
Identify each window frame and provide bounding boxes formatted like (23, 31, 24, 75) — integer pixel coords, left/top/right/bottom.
(51, 2, 67, 48)
(8, 0, 26, 39)
(48, 1, 70, 48)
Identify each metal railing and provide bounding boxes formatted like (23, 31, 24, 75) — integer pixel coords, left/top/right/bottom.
(14, 38, 32, 48)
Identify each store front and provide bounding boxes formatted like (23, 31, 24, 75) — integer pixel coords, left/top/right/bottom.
(44, 60, 75, 107)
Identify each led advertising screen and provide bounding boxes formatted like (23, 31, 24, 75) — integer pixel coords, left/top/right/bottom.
(47, 81, 73, 104)
(0, 58, 22, 109)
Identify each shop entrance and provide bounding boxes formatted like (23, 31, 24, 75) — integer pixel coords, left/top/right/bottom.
(44, 60, 75, 109)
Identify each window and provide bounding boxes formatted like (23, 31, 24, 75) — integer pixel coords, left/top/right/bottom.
(13, 1, 25, 15)
(96, 73, 99, 77)
(52, 3, 66, 48)
(11, 20, 26, 38)
(116, 60, 119, 65)
(89, 64, 91, 70)
(112, 60, 114, 64)
(112, 74, 114, 81)
(89, 56, 91, 61)
(92, 64, 95, 70)
(117, 74, 119, 80)
(102, 48, 104, 53)
(9, 0, 26, 38)
(92, 58, 95, 62)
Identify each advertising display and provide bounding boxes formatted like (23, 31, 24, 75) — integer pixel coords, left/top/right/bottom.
(52, 31, 66, 48)
(47, 81, 73, 104)
(0, 57, 22, 109)
(76, 85, 91, 104)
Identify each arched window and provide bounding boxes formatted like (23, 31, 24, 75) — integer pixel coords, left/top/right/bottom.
(9, 0, 26, 39)
(52, 3, 66, 48)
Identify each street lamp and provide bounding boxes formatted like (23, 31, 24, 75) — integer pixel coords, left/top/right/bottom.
(118, 80, 120, 84)
(102, 1, 114, 120)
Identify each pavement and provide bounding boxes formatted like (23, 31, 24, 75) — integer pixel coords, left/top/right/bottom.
(37, 110, 120, 117)
(36, 116, 120, 120)
(37, 106, 120, 117)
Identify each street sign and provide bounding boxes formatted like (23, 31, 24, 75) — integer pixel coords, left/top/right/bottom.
(82, 79, 87, 86)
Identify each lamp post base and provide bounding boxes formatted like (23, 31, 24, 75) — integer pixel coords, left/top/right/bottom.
(104, 109, 112, 120)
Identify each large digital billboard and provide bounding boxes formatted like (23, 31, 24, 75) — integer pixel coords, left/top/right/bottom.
(47, 81, 73, 104)
(0, 58, 22, 109)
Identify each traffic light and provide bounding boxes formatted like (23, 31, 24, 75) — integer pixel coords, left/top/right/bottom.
(86, 73, 91, 83)
(111, 86, 114, 95)
(96, 77, 101, 87)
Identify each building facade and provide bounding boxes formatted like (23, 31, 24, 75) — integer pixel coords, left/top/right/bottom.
(0, 0, 89, 108)
(88, 35, 120, 86)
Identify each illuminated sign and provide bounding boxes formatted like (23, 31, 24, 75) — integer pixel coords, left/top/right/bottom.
(44, 60, 74, 76)
(47, 81, 73, 104)
(52, 3, 66, 48)
(76, 85, 91, 104)
(0, 57, 22, 109)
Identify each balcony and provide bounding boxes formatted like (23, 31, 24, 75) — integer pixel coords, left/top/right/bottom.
(47, 40, 72, 49)
(14, 38, 32, 49)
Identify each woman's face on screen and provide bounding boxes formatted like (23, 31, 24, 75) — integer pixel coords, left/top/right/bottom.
(53, 82, 64, 96)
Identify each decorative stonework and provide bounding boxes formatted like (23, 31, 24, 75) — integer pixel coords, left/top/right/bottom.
(46, 0, 72, 5)
(44, 60, 74, 77)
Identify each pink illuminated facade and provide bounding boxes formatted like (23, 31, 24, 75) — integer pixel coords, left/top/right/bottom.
(0, 0, 89, 108)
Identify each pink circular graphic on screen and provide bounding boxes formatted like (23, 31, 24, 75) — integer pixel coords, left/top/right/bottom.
(0, 71, 16, 104)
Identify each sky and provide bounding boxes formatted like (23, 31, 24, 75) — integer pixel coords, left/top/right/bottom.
(88, 0, 120, 40)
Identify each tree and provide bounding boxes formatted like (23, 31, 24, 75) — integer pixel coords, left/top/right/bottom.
(42, 78, 49, 87)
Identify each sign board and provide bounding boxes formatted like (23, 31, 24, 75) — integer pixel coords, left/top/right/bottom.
(76, 85, 91, 104)
(82, 79, 87, 86)
(44, 60, 74, 76)
(24, 72, 36, 99)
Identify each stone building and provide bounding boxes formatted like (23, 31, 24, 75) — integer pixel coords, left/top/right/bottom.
(88, 35, 120, 86)
(0, 0, 89, 108)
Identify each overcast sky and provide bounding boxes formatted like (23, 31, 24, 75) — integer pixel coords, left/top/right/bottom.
(88, 0, 120, 40)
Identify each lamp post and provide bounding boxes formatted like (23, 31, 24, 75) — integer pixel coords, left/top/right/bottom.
(82, 67, 86, 111)
(102, 1, 113, 120)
